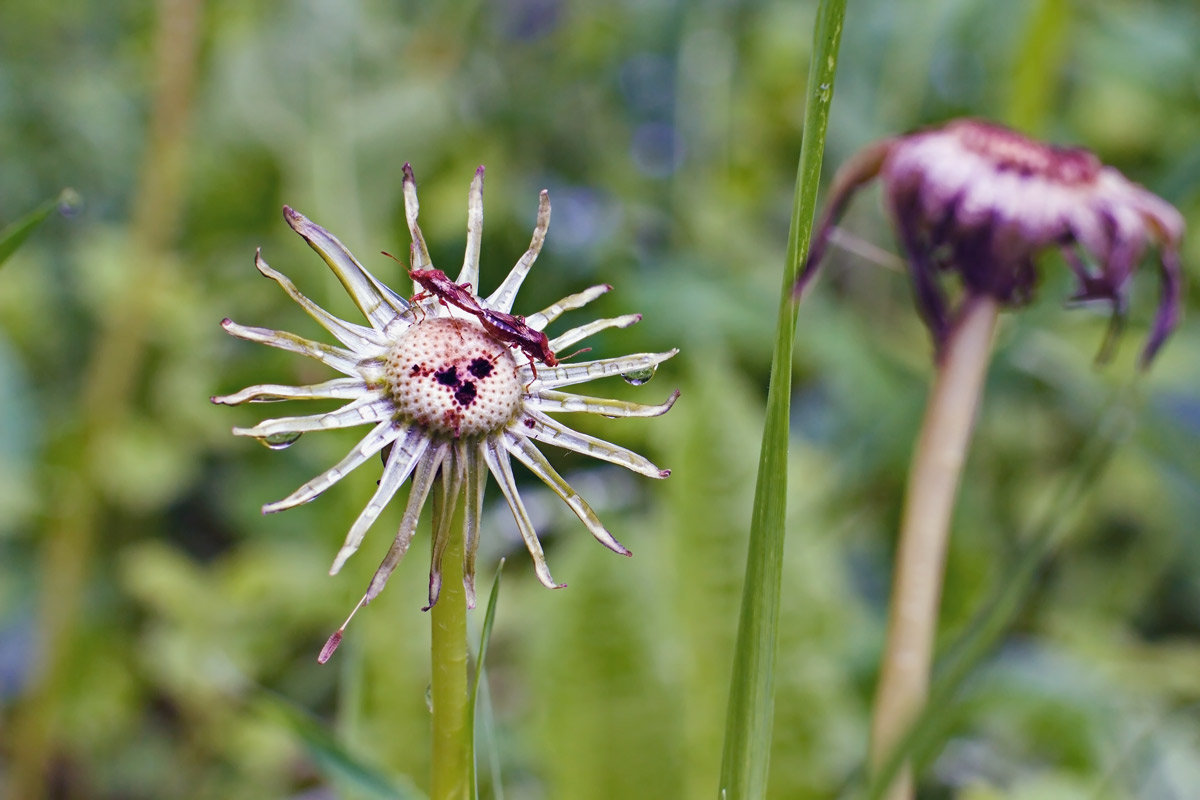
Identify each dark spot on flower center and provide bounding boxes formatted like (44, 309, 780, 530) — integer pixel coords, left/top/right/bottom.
(468, 357, 494, 379)
(435, 366, 459, 387)
(454, 381, 477, 406)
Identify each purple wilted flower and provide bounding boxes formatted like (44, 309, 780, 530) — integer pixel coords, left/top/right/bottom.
(214, 165, 677, 658)
(797, 118, 1185, 365)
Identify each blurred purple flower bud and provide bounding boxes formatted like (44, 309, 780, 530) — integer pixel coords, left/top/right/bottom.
(798, 119, 1185, 367)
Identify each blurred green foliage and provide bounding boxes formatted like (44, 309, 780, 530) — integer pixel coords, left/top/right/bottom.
(1, 0, 1199, 798)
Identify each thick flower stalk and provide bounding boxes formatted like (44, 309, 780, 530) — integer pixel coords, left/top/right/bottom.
(214, 164, 677, 659)
(797, 119, 1186, 800)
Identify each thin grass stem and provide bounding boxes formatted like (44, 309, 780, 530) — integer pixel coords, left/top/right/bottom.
(717, 1, 847, 796)
(468, 560, 504, 797)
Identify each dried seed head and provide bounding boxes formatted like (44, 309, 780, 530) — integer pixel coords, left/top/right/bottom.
(385, 317, 522, 438)
(216, 166, 678, 661)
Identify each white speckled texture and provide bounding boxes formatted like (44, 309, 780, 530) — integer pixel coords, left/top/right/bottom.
(386, 317, 522, 437)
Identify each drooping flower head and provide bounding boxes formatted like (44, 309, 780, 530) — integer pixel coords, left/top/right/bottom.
(213, 165, 677, 660)
(797, 118, 1185, 366)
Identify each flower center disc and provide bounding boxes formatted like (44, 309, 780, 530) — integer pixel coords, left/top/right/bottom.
(385, 317, 522, 438)
(952, 119, 1100, 185)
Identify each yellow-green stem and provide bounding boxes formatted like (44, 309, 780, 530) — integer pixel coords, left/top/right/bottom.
(869, 295, 1000, 800)
(430, 495, 470, 800)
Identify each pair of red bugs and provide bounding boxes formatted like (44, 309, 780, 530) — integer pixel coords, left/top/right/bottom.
(407, 267, 560, 375)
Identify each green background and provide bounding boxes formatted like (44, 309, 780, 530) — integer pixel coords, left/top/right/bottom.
(2, 0, 1199, 797)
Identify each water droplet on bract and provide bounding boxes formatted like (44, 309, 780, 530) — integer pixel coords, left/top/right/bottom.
(621, 365, 657, 386)
(425, 684, 433, 713)
(259, 431, 302, 450)
(58, 188, 83, 217)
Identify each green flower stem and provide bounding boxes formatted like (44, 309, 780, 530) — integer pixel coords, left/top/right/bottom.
(430, 491, 470, 800)
(868, 295, 1000, 800)
(717, 0, 846, 797)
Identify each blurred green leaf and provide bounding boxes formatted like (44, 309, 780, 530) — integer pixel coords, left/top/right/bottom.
(258, 692, 427, 800)
(0, 188, 78, 268)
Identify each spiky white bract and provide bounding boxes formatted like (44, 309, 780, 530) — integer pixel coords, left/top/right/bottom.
(213, 165, 678, 660)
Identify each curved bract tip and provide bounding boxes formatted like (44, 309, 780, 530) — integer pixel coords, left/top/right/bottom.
(1140, 246, 1184, 370)
(794, 137, 895, 300)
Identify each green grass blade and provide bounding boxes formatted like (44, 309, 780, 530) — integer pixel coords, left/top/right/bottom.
(469, 559, 505, 798)
(0, 189, 79, 269)
(717, 1, 848, 797)
(1006, 0, 1071, 132)
(864, 386, 1138, 800)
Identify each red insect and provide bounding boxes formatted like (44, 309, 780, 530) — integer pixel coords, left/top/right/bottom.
(409, 267, 485, 318)
(409, 268, 559, 375)
(479, 308, 558, 367)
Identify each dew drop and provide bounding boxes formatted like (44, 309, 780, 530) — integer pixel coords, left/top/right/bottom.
(58, 188, 83, 218)
(425, 684, 434, 713)
(259, 431, 302, 450)
(621, 365, 657, 386)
